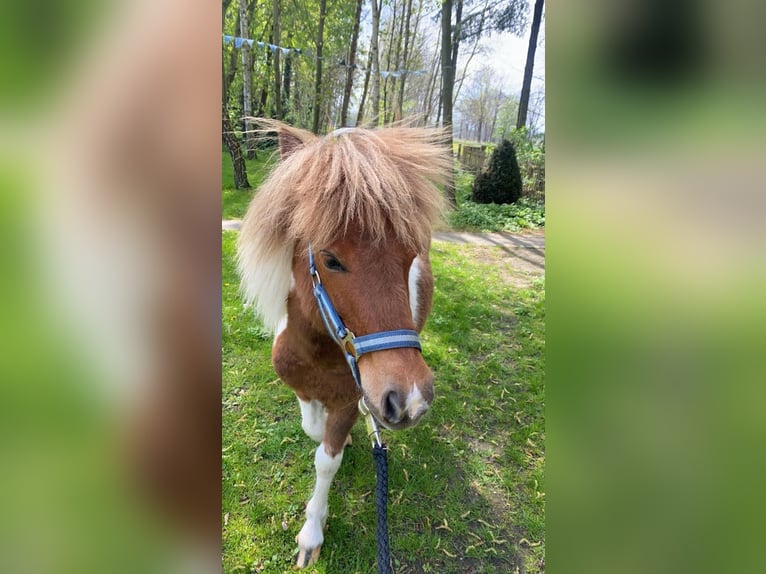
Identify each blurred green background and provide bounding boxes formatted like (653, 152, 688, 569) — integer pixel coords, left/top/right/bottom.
(547, 1, 766, 573)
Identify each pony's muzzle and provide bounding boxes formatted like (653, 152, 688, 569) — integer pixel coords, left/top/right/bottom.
(359, 348, 434, 429)
(377, 373, 434, 430)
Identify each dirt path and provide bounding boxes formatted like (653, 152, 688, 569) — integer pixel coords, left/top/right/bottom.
(223, 221, 545, 287)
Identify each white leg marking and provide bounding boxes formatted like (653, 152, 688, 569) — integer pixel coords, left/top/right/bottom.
(408, 256, 421, 326)
(297, 445, 343, 553)
(405, 383, 429, 419)
(299, 399, 327, 443)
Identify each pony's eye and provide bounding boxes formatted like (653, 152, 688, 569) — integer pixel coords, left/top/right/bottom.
(322, 253, 346, 272)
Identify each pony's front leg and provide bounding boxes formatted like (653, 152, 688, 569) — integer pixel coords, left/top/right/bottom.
(295, 403, 358, 568)
(295, 442, 343, 567)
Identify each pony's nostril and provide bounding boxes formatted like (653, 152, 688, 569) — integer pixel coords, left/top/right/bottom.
(382, 390, 404, 424)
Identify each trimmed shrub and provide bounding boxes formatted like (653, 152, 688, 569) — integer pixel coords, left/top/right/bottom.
(471, 139, 523, 204)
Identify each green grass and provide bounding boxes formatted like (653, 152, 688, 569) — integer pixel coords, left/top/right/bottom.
(222, 232, 545, 574)
(448, 169, 545, 233)
(222, 150, 276, 220)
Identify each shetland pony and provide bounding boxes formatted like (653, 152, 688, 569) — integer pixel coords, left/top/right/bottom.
(236, 121, 450, 567)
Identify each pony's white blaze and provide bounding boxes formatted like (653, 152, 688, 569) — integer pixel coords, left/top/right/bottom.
(408, 256, 421, 325)
(236, 239, 294, 333)
(297, 445, 343, 555)
(299, 399, 327, 443)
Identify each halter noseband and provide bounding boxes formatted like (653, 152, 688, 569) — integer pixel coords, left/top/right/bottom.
(308, 243, 422, 391)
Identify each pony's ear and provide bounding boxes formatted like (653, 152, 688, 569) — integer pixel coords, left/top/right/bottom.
(278, 130, 305, 159)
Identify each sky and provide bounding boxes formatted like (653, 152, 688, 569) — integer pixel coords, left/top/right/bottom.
(359, 2, 546, 132)
(467, 13, 546, 131)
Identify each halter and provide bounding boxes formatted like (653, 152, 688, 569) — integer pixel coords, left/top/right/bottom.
(308, 243, 422, 392)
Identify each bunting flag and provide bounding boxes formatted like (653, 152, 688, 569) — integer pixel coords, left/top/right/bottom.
(224, 35, 425, 75)
(223, 35, 300, 56)
(335, 59, 427, 77)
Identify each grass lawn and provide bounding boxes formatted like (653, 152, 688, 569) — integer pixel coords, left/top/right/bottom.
(222, 232, 545, 573)
(222, 150, 275, 220)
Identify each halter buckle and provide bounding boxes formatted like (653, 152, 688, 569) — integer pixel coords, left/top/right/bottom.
(359, 398, 383, 447)
(340, 329, 357, 358)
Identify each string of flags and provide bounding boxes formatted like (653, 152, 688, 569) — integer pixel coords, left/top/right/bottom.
(223, 35, 302, 55)
(224, 35, 427, 77)
(337, 61, 427, 78)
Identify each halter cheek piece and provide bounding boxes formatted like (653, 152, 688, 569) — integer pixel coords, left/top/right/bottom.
(308, 243, 422, 392)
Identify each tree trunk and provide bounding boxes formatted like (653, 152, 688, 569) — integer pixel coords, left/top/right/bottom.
(441, 0, 456, 204)
(222, 103, 251, 189)
(382, 13, 397, 124)
(340, 0, 364, 127)
(282, 46, 291, 119)
(257, 39, 271, 117)
(395, 0, 416, 121)
(369, 0, 382, 125)
(356, 36, 374, 125)
(312, 0, 328, 133)
(272, 0, 282, 120)
(386, 0, 405, 123)
(223, 7, 243, 107)
(238, 0, 256, 159)
(517, 0, 544, 129)
(423, 47, 440, 124)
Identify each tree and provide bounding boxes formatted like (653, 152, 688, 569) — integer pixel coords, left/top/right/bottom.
(340, 0, 364, 127)
(223, 0, 251, 189)
(472, 139, 522, 204)
(441, 0, 458, 204)
(311, 0, 328, 133)
(222, 103, 251, 189)
(517, 0, 543, 129)
(272, 0, 283, 120)
(238, 0, 257, 158)
(456, 65, 506, 142)
(369, 0, 382, 124)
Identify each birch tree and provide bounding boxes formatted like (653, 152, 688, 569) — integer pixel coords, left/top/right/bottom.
(441, 0, 457, 203)
(339, 0, 364, 126)
(238, 0, 256, 158)
(272, 0, 283, 120)
(311, 0, 328, 133)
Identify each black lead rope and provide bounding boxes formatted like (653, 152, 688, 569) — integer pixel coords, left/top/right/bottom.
(372, 443, 392, 574)
(359, 398, 393, 574)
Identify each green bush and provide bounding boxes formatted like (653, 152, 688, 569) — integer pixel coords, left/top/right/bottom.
(471, 139, 523, 204)
(450, 166, 544, 232)
(449, 197, 545, 232)
(506, 127, 545, 197)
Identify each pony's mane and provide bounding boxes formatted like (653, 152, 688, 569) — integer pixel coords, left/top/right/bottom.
(237, 120, 451, 332)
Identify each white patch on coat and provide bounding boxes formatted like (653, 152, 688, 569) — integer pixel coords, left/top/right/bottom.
(236, 234, 294, 334)
(274, 315, 288, 341)
(299, 399, 327, 443)
(297, 444, 344, 552)
(408, 256, 421, 326)
(405, 383, 429, 420)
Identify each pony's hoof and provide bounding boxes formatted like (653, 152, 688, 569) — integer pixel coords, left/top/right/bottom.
(345, 434, 352, 447)
(294, 545, 322, 569)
